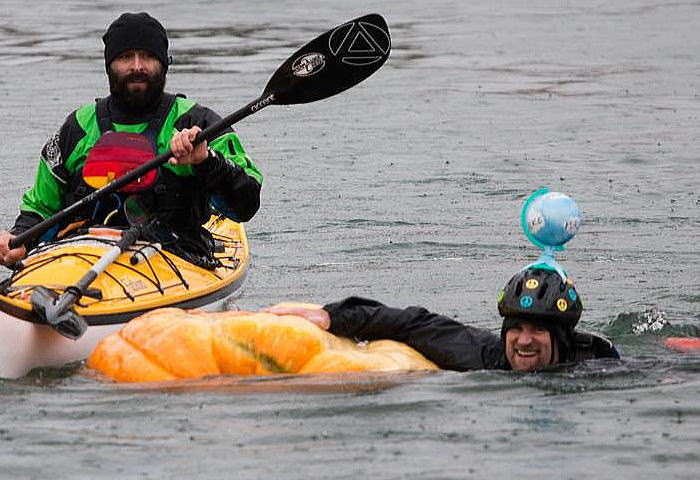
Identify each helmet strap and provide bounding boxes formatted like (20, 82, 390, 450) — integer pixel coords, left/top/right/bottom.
(550, 336, 559, 365)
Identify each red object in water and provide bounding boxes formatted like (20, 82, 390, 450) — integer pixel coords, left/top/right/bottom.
(664, 337, 700, 352)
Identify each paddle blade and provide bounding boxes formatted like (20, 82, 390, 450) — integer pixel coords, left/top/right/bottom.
(83, 131, 158, 192)
(31, 286, 88, 340)
(263, 13, 391, 105)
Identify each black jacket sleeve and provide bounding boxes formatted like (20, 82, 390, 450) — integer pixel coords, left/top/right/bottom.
(571, 331, 621, 361)
(9, 211, 45, 251)
(9, 111, 85, 248)
(323, 296, 507, 371)
(193, 151, 260, 222)
(175, 104, 262, 222)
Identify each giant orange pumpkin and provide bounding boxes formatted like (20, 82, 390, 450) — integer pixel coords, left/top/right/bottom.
(87, 304, 438, 382)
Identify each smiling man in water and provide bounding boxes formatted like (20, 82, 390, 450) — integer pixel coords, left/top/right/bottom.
(264, 266, 620, 372)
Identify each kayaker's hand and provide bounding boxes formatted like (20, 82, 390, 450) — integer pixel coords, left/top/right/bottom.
(0, 231, 27, 266)
(169, 126, 208, 166)
(262, 305, 331, 330)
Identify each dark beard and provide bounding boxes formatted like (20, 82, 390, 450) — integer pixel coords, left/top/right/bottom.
(108, 68, 166, 114)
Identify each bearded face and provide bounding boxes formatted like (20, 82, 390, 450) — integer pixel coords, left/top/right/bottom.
(108, 63, 166, 114)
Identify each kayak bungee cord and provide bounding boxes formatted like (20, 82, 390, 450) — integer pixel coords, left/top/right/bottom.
(3, 240, 189, 305)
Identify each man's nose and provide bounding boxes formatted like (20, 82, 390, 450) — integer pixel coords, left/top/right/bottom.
(516, 330, 534, 344)
(130, 54, 145, 71)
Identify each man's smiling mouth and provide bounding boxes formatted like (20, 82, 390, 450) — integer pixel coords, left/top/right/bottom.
(514, 348, 539, 357)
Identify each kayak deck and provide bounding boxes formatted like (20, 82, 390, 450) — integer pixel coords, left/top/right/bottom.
(0, 215, 249, 325)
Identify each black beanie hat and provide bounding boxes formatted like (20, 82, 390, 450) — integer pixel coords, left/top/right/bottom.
(103, 12, 169, 72)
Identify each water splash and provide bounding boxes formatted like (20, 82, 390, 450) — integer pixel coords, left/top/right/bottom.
(631, 308, 669, 335)
(606, 308, 700, 339)
(605, 308, 669, 337)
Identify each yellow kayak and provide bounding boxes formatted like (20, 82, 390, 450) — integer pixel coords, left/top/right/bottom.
(0, 214, 248, 379)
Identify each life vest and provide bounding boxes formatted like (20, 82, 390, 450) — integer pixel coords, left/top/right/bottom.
(62, 94, 219, 269)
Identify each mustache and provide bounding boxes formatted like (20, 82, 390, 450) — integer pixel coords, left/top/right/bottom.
(123, 72, 151, 83)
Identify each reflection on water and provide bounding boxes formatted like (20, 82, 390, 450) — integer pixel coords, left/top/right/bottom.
(83, 370, 436, 395)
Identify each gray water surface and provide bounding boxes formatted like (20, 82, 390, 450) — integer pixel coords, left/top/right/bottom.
(1, 1, 699, 478)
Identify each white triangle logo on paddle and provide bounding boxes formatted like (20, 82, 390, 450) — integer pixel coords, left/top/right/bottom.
(328, 20, 390, 66)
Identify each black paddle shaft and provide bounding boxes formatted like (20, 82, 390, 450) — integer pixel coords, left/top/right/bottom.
(9, 13, 390, 250)
(9, 98, 261, 250)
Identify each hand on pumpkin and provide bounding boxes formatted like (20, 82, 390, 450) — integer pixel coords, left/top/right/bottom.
(261, 305, 331, 330)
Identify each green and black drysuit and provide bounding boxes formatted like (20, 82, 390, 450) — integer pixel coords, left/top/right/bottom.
(10, 93, 263, 266)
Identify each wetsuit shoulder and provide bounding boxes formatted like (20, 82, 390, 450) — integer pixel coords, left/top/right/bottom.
(572, 330, 621, 361)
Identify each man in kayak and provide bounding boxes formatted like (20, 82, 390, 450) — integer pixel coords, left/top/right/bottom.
(264, 267, 620, 372)
(0, 12, 262, 268)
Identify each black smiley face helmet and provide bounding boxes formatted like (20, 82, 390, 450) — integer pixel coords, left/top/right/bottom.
(498, 267, 583, 358)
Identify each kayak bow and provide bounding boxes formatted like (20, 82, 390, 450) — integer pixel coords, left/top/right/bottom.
(0, 215, 248, 379)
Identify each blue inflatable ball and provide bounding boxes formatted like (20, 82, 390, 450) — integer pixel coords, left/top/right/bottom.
(522, 191, 582, 249)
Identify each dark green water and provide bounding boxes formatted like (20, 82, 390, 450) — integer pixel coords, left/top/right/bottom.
(1, 1, 698, 478)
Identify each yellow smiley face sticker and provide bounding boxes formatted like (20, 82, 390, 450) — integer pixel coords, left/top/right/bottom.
(526, 279, 539, 289)
(557, 298, 568, 311)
